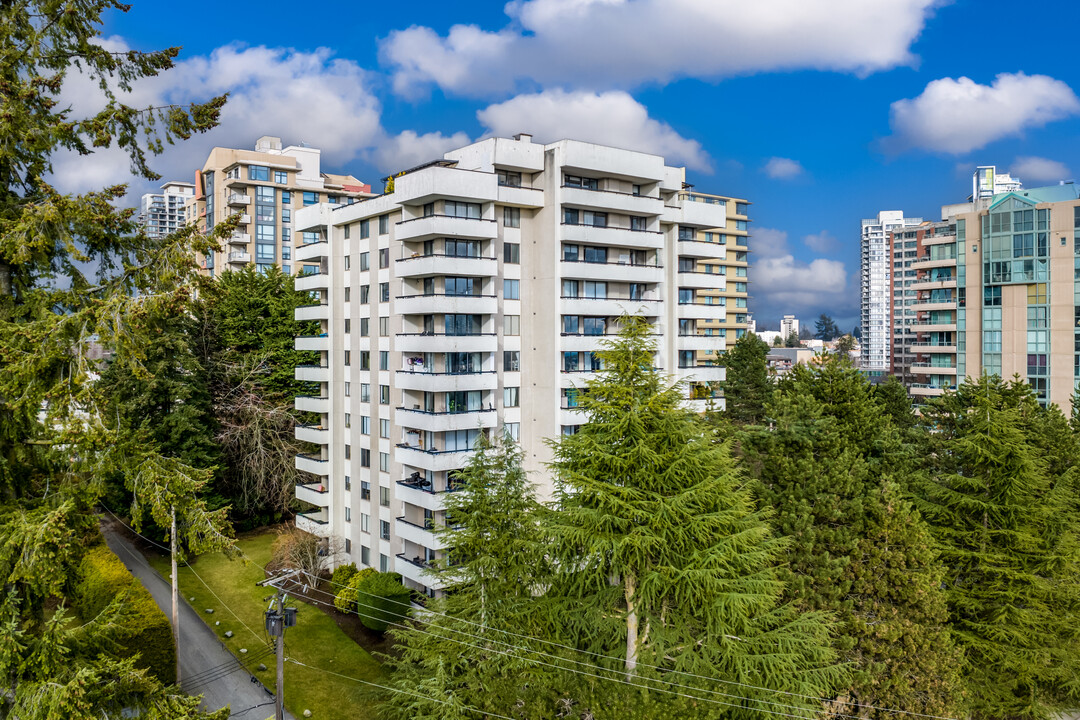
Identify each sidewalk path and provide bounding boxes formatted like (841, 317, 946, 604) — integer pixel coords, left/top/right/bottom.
(102, 525, 295, 719)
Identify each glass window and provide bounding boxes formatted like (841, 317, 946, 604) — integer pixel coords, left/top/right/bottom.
(445, 314, 482, 335)
(380, 520, 390, 541)
(504, 351, 520, 371)
(379, 215, 388, 235)
(303, 191, 318, 205)
(248, 165, 269, 181)
(497, 170, 522, 187)
(583, 281, 606, 299)
(274, 170, 287, 184)
(562, 279, 578, 298)
(504, 315, 520, 335)
(563, 351, 580, 372)
(380, 419, 390, 438)
(360, 416, 371, 435)
(380, 385, 390, 404)
(563, 208, 579, 225)
(504, 242, 520, 264)
(360, 383, 370, 402)
(504, 386, 520, 407)
(379, 248, 389, 268)
(360, 252, 369, 271)
(380, 486, 390, 507)
(380, 351, 389, 370)
(583, 317, 606, 335)
(281, 191, 291, 204)
(584, 246, 607, 263)
(445, 201, 481, 219)
(504, 279, 520, 300)
(562, 315, 579, 334)
(380, 282, 389, 302)
(445, 239, 481, 258)
(504, 207, 520, 228)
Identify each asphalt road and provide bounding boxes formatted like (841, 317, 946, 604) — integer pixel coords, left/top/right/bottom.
(103, 526, 295, 719)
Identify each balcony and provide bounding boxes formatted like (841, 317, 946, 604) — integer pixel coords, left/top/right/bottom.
(395, 516, 447, 551)
(395, 254, 497, 279)
(295, 453, 328, 477)
(227, 193, 250, 206)
(394, 370, 498, 393)
(396, 407, 498, 433)
(295, 334, 329, 352)
(909, 384, 952, 397)
(678, 334, 727, 353)
(909, 344, 956, 354)
(910, 256, 957, 271)
(394, 294, 499, 316)
(395, 333, 498, 354)
(393, 164, 497, 206)
(910, 321, 956, 333)
(294, 271, 329, 291)
(560, 185, 664, 216)
(296, 509, 330, 538)
(295, 482, 330, 507)
(559, 407, 588, 426)
(677, 272, 726, 290)
(227, 232, 250, 245)
(560, 222, 664, 250)
(395, 478, 456, 513)
(396, 215, 497, 243)
(675, 194, 728, 228)
(909, 277, 956, 291)
(497, 184, 545, 208)
(678, 303, 726, 321)
(295, 395, 329, 414)
(395, 444, 473, 472)
(675, 365, 725, 383)
(295, 303, 329, 322)
(909, 301, 955, 312)
(560, 297, 662, 317)
(395, 553, 445, 591)
(677, 240, 728, 259)
(227, 251, 251, 265)
(295, 241, 328, 262)
(295, 424, 329, 445)
(909, 363, 957, 376)
(559, 260, 663, 284)
(560, 333, 626, 352)
(295, 364, 330, 383)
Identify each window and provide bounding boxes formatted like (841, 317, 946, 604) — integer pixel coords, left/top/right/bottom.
(632, 184, 641, 196)
(736, 202, 749, 216)
(497, 170, 522, 187)
(504, 242, 520, 264)
(361, 514, 369, 533)
(445, 239, 481, 257)
(379, 282, 389, 303)
(380, 248, 389, 268)
(344, 350, 351, 366)
(281, 191, 291, 204)
(423, 202, 434, 217)
(327, 195, 339, 205)
(344, 318, 351, 334)
(564, 174, 598, 190)
(380, 553, 388, 572)
(379, 317, 389, 336)
(344, 224, 351, 240)
(504, 279, 520, 300)
(281, 208, 291, 224)
(563, 208, 579, 225)
(563, 244, 579, 262)
(380, 520, 390, 541)
(563, 315, 579, 334)
(504, 351, 520, 371)
(380, 485, 390, 507)
(344, 287, 351, 302)
(379, 452, 389, 472)
(248, 165, 269, 181)
(380, 418, 390, 438)
(360, 351, 370, 370)
(361, 480, 370, 500)
(360, 416, 371, 435)
(345, 413, 351, 429)
(360, 285, 370, 304)
(563, 351, 580, 372)
(504, 207, 520, 228)
(678, 226, 695, 241)
(380, 351, 389, 370)
(379, 214, 388, 235)
(360, 383, 370, 402)
(679, 288, 694, 304)
(345, 538, 351, 554)
(344, 382, 350, 397)
(445, 201, 482, 219)
(445, 314, 482, 335)
(504, 315, 520, 335)
(360, 448, 370, 467)
(303, 191, 318, 205)
(583, 281, 607, 299)
(630, 216, 647, 232)
(360, 318, 369, 336)
(359, 252, 369, 271)
(360, 545, 370, 565)
(345, 507, 351, 522)
(345, 475, 351, 491)
(344, 444, 351, 460)
(583, 317, 606, 336)
(562, 279, 579, 298)
(274, 170, 287, 184)
(504, 387, 519, 407)
(380, 385, 390, 404)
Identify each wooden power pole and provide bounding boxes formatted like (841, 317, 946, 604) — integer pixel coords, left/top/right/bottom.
(258, 570, 299, 720)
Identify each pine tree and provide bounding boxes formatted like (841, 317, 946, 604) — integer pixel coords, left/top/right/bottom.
(380, 432, 552, 719)
(718, 331, 771, 425)
(742, 357, 963, 718)
(542, 316, 844, 719)
(814, 314, 840, 340)
(915, 376, 1080, 720)
(873, 375, 916, 432)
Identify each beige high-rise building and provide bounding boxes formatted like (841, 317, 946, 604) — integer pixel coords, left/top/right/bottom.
(290, 134, 751, 597)
(186, 136, 372, 276)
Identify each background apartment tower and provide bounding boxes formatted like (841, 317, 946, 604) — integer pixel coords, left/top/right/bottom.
(860, 210, 922, 372)
(186, 136, 372, 276)
(780, 314, 799, 339)
(137, 180, 194, 239)
(291, 135, 750, 597)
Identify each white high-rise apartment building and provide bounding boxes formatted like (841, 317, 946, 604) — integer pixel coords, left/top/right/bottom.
(780, 314, 799, 339)
(138, 180, 195, 239)
(860, 210, 922, 372)
(291, 135, 746, 596)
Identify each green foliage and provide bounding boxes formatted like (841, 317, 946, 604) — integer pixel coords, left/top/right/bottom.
(75, 545, 176, 684)
(331, 562, 359, 589)
(914, 376, 1080, 720)
(354, 573, 410, 633)
(814, 313, 840, 340)
(742, 356, 963, 717)
(874, 375, 917, 431)
(785, 330, 802, 347)
(717, 331, 771, 424)
(334, 567, 377, 613)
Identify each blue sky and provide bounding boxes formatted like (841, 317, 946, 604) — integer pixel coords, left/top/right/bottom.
(84, 0, 1080, 329)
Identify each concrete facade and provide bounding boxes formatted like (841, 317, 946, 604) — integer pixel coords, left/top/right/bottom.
(138, 181, 195, 239)
(861, 211, 923, 372)
(290, 135, 750, 597)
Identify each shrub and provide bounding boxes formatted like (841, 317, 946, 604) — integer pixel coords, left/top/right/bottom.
(353, 572, 410, 633)
(331, 562, 358, 589)
(333, 567, 376, 613)
(75, 545, 176, 684)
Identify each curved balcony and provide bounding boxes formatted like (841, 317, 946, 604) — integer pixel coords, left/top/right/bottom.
(296, 241, 328, 262)
(395, 215, 497, 243)
(560, 186, 664, 216)
(296, 453, 329, 477)
(395, 444, 474, 472)
(675, 365, 725, 383)
(560, 223, 664, 250)
(678, 334, 727, 353)
(295, 395, 329, 414)
(395, 253, 498, 279)
(677, 240, 728, 259)
(909, 344, 956, 354)
(909, 384, 952, 397)
(910, 256, 957, 271)
(560, 297, 662, 317)
(295, 424, 329, 445)
(497, 185, 545, 208)
(395, 294, 498, 316)
(677, 303, 726, 321)
(295, 334, 329, 352)
(909, 277, 955, 291)
(295, 303, 329, 322)
(677, 272, 726, 290)
(295, 364, 329, 383)
(396, 407, 498, 433)
(294, 271, 329, 291)
(395, 478, 457, 513)
(395, 333, 498, 354)
(910, 363, 957, 376)
(295, 482, 330, 507)
(559, 260, 663, 284)
(909, 301, 955, 312)
(394, 370, 498, 393)
(910, 322, 956, 333)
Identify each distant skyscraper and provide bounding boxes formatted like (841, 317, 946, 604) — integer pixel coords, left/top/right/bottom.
(780, 314, 799, 339)
(860, 211, 922, 372)
(137, 181, 194, 239)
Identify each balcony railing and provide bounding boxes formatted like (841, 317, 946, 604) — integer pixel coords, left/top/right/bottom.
(396, 252, 498, 262)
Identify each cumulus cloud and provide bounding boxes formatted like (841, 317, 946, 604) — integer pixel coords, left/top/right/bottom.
(803, 230, 838, 253)
(49, 41, 471, 197)
(748, 227, 853, 323)
(476, 89, 711, 171)
(886, 72, 1080, 154)
(381, 0, 940, 98)
(763, 157, 804, 179)
(1011, 156, 1071, 183)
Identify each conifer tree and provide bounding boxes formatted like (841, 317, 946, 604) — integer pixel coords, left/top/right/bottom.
(718, 331, 771, 425)
(915, 376, 1080, 720)
(742, 356, 963, 718)
(542, 316, 844, 719)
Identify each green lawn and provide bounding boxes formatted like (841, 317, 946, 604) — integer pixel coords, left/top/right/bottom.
(148, 528, 385, 719)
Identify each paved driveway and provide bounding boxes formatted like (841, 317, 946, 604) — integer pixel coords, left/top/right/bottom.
(103, 527, 295, 719)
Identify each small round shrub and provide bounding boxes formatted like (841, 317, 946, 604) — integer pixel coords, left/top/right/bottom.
(333, 567, 376, 613)
(353, 572, 410, 633)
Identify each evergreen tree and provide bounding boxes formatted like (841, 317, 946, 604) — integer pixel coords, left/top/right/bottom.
(717, 331, 771, 425)
(380, 432, 548, 719)
(784, 330, 802, 347)
(915, 376, 1080, 720)
(542, 316, 844, 719)
(742, 357, 963, 718)
(814, 314, 840, 340)
(873, 376, 916, 432)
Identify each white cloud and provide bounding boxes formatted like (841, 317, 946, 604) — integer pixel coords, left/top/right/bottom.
(763, 157, 804, 179)
(476, 89, 711, 171)
(751, 227, 791, 258)
(748, 227, 853, 322)
(381, 0, 941, 97)
(803, 230, 838, 253)
(49, 42, 471, 197)
(886, 72, 1080, 154)
(1011, 156, 1071, 183)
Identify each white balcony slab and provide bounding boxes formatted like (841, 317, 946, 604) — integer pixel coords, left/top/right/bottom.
(394, 445, 473, 473)
(227, 233, 250, 245)
(676, 241, 727, 259)
(294, 272, 329, 291)
(393, 165, 497, 206)
(677, 304, 726, 321)
(396, 408, 498, 433)
(676, 197, 728, 228)
(394, 554, 445, 590)
(296, 510, 330, 538)
(394, 254, 497, 279)
(295, 482, 330, 507)
(295, 395, 329, 414)
(910, 323, 957, 333)
(560, 186, 664, 216)
(908, 345, 957, 355)
(395, 334, 498, 354)
(676, 272, 727, 290)
(560, 334, 618, 352)
(295, 454, 328, 477)
(226, 194, 250, 206)
(394, 371, 498, 393)
(295, 304, 329, 322)
(497, 185, 545, 208)
(295, 365, 329, 383)
(560, 223, 663, 249)
(295, 424, 329, 445)
(560, 297, 662, 317)
(559, 261, 663, 285)
(677, 335, 727, 353)
(395, 481, 450, 513)
(394, 295, 498, 316)
(227, 252, 251, 264)
(675, 365, 725, 383)
(295, 335, 329, 352)
(910, 365, 958, 375)
(295, 241, 328, 262)
(395, 516, 447, 551)
(559, 407, 588, 426)
(395, 216, 498, 242)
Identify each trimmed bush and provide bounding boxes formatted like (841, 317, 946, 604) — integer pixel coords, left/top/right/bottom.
(75, 545, 176, 684)
(333, 567, 376, 613)
(330, 562, 358, 589)
(353, 572, 410, 633)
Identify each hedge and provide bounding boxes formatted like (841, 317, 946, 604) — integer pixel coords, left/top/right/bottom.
(75, 545, 176, 684)
(353, 571, 410, 633)
(330, 562, 358, 589)
(333, 566, 376, 613)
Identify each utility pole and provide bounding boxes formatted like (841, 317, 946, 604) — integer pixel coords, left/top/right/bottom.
(170, 506, 180, 686)
(259, 571, 299, 720)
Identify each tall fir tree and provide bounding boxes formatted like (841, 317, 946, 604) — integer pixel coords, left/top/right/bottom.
(542, 316, 844, 720)
(742, 356, 963, 718)
(718, 331, 772, 425)
(915, 376, 1080, 720)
